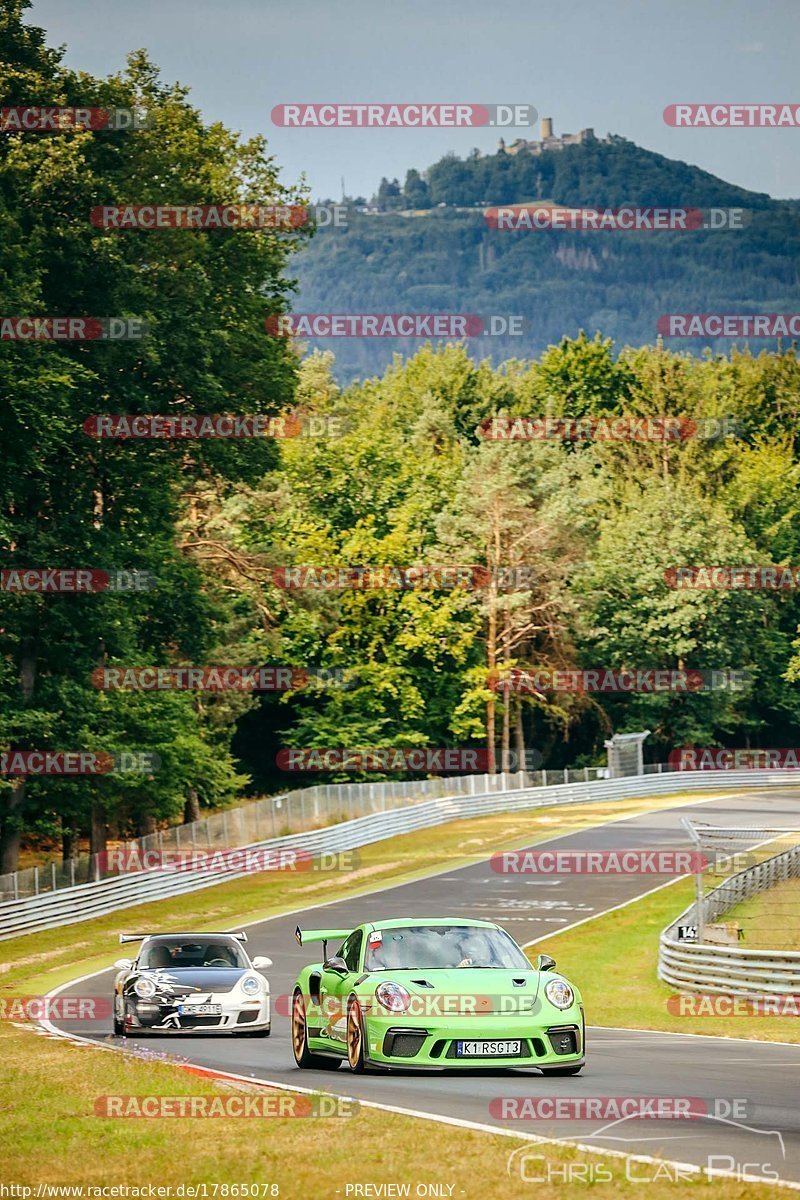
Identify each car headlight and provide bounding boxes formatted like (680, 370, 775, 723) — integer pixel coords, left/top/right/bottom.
(544, 979, 574, 1010)
(134, 976, 157, 999)
(375, 981, 410, 1013)
(240, 975, 262, 997)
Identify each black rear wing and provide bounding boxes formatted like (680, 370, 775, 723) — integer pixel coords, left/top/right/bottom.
(119, 930, 248, 944)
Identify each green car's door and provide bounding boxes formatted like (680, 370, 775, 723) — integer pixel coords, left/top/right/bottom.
(318, 929, 363, 1048)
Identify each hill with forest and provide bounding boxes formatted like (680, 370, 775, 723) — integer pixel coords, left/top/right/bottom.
(294, 135, 800, 381)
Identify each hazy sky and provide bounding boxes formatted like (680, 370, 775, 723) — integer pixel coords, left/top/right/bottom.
(28, 0, 800, 200)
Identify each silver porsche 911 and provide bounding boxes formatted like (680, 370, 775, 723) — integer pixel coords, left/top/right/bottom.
(112, 931, 272, 1036)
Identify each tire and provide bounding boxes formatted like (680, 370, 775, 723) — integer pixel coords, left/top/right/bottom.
(540, 1064, 584, 1076)
(346, 997, 367, 1074)
(113, 998, 127, 1037)
(291, 990, 340, 1070)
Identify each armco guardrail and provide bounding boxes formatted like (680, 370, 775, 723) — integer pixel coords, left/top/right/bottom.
(659, 843, 800, 995)
(0, 767, 794, 941)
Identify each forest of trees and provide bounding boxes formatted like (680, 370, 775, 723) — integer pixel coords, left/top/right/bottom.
(3, 2, 800, 872)
(296, 141, 800, 382)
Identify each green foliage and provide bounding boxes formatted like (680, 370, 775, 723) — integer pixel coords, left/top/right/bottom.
(0, 0, 305, 864)
(296, 141, 799, 383)
(4, 2, 800, 864)
(221, 342, 800, 787)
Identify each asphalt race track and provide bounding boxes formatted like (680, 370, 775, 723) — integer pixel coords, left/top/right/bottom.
(50, 789, 800, 1186)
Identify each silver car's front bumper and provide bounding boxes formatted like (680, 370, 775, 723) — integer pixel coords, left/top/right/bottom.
(120, 991, 270, 1033)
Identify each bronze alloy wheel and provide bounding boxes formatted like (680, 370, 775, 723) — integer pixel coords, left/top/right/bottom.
(292, 989, 341, 1070)
(346, 998, 366, 1072)
(292, 990, 307, 1063)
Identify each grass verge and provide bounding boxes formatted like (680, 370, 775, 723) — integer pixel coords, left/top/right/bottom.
(725, 876, 800, 950)
(0, 1025, 780, 1196)
(534, 878, 800, 1042)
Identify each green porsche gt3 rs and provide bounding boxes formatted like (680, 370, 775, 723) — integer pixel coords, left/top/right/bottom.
(290, 917, 584, 1074)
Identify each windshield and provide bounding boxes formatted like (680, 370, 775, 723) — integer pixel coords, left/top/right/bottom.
(138, 938, 248, 970)
(363, 925, 530, 971)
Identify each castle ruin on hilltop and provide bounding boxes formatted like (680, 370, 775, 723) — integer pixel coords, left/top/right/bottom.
(499, 117, 600, 156)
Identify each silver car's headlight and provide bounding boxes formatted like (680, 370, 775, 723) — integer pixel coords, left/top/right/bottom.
(134, 976, 157, 999)
(240, 974, 262, 997)
(544, 979, 574, 1010)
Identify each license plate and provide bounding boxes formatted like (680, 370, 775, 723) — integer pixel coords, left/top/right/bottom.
(178, 1003, 222, 1016)
(455, 1039, 522, 1057)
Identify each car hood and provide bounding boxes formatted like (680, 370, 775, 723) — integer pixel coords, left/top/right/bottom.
(131, 968, 246, 995)
(368, 968, 543, 1014)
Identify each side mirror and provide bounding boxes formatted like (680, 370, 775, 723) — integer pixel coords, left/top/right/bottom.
(537, 954, 557, 972)
(114, 958, 133, 971)
(252, 956, 272, 970)
(323, 955, 348, 975)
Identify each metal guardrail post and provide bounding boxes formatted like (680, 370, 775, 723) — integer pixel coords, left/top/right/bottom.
(680, 816, 705, 943)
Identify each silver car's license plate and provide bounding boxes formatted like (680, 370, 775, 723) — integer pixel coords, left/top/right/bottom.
(455, 1039, 521, 1057)
(178, 1003, 222, 1015)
